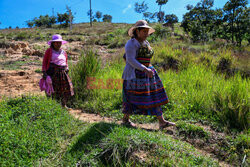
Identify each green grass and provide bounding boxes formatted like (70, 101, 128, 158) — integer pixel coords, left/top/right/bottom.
(60, 122, 220, 167)
(74, 53, 249, 131)
(0, 96, 85, 166)
(0, 96, 224, 166)
(1, 21, 249, 166)
(1, 59, 42, 70)
(176, 121, 210, 139)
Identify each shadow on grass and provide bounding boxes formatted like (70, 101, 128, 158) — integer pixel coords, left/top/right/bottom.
(68, 122, 118, 154)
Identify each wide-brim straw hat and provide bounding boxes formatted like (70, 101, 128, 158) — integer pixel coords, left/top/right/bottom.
(47, 34, 68, 45)
(128, 20, 155, 37)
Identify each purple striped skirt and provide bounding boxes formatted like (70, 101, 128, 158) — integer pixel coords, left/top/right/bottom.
(122, 66, 168, 116)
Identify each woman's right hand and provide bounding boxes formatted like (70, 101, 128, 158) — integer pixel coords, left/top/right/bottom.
(143, 68, 153, 78)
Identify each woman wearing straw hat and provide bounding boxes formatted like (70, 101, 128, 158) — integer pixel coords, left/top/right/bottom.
(42, 34, 74, 108)
(122, 20, 175, 129)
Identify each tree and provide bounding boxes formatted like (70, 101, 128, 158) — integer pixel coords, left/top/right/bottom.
(143, 12, 152, 22)
(211, 8, 224, 40)
(102, 14, 112, 22)
(66, 5, 73, 31)
(156, 0, 168, 22)
(223, 0, 248, 46)
(164, 14, 178, 31)
(135, 1, 148, 19)
(87, 10, 94, 21)
(242, 7, 250, 44)
(26, 20, 35, 28)
(57, 12, 71, 28)
(31, 15, 56, 28)
(181, 0, 216, 43)
(157, 11, 165, 23)
(95, 11, 102, 22)
(57, 13, 64, 25)
(49, 16, 57, 27)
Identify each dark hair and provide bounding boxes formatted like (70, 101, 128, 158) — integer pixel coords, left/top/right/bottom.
(132, 27, 145, 38)
(50, 42, 57, 49)
(50, 42, 61, 50)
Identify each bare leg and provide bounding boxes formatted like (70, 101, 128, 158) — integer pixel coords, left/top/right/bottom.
(157, 115, 176, 129)
(122, 114, 136, 127)
(157, 115, 168, 126)
(61, 97, 69, 109)
(122, 114, 130, 122)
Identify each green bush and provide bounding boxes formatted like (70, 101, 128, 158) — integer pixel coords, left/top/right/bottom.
(148, 24, 170, 42)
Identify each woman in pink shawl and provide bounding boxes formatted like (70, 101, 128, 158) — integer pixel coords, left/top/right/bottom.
(42, 34, 74, 108)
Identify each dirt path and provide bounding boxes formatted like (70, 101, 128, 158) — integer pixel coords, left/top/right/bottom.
(69, 109, 230, 167)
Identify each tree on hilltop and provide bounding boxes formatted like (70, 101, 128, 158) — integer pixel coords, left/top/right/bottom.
(164, 14, 178, 31)
(87, 10, 94, 21)
(95, 11, 102, 22)
(33, 15, 56, 28)
(26, 20, 35, 28)
(103, 14, 112, 22)
(143, 12, 157, 23)
(181, 0, 216, 43)
(135, 1, 149, 19)
(156, 0, 168, 22)
(57, 13, 71, 27)
(223, 0, 248, 46)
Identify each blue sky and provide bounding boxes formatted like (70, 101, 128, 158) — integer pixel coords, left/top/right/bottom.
(0, 0, 229, 29)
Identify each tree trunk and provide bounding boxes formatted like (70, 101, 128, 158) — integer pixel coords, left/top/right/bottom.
(231, 8, 235, 44)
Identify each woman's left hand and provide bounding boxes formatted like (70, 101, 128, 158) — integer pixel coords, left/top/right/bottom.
(143, 68, 153, 78)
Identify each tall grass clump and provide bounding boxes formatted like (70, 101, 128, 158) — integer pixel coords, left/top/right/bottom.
(152, 42, 195, 72)
(70, 50, 101, 106)
(216, 50, 234, 73)
(212, 74, 249, 130)
(160, 64, 249, 130)
(80, 59, 124, 115)
(0, 96, 84, 166)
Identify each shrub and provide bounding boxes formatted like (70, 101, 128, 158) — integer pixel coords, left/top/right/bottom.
(148, 24, 170, 42)
(15, 32, 32, 40)
(70, 50, 101, 106)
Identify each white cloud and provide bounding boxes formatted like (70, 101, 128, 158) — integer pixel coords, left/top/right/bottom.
(122, 4, 132, 14)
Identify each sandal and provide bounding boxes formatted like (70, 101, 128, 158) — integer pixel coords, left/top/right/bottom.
(159, 121, 176, 130)
(122, 120, 136, 128)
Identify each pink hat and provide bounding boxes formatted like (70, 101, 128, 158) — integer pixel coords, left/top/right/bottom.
(47, 34, 67, 45)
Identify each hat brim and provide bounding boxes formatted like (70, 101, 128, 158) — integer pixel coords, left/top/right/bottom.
(128, 25, 155, 37)
(47, 40, 68, 45)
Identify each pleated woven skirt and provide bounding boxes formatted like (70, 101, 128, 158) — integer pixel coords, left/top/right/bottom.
(122, 66, 168, 116)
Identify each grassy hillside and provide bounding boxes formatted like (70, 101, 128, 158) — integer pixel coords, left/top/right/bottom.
(0, 96, 222, 166)
(0, 22, 249, 166)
